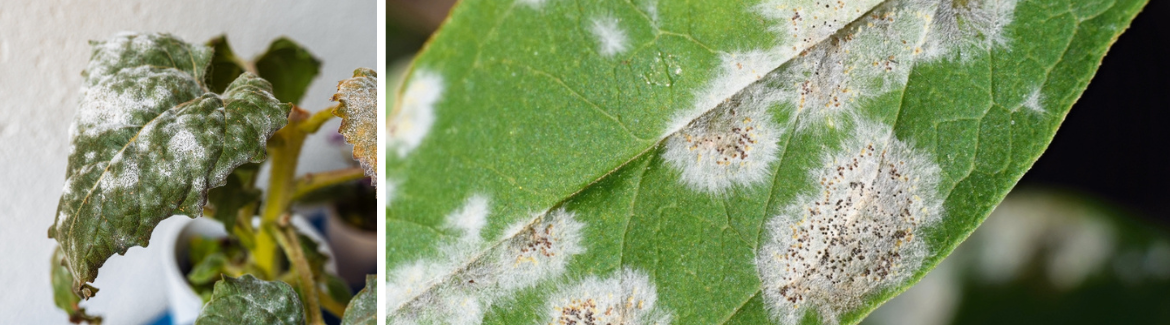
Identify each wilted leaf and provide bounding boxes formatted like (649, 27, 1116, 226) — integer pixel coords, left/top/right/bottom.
(195, 274, 305, 325)
(332, 68, 378, 184)
(340, 275, 376, 325)
(386, 0, 1147, 324)
(48, 32, 290, 297)
(255, 37, 321, 105)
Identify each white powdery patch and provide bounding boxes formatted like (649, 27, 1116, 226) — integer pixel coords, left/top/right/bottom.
(590, 16, 630, 57)
(516, 0, 549, 9)
(664, 0, 884, 138)
(770, 0, 936, 129)
(922, 0, 1019, 61)
(546, 267, 672, 325)
(757, 120, 943, 324)
(1020, 87, 1045, 113)
(662, 89, 782, 193)
(390, 69, 443, 159)
(97, 152, 139, 191)
(447, 195, 491, 241)
(388, 208, 586, 325)
(73, 67, 194, 137)
(385, 179, 399, 208)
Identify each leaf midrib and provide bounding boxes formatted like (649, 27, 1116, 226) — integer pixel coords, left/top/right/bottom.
(391, 0, 898, 318)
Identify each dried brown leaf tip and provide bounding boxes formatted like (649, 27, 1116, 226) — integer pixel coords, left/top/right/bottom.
(332, 67, 378, 185)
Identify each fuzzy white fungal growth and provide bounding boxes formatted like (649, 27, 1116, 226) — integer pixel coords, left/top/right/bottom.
(665, 0, 884, 138)
(922, 0, 1019, 61)
(1021, 88, 1045, 113)
(771, 0, 936, 129)
(390, 69, 443, 159)
(447, 195, 490, 241)
(385, 178, 399, 209)
(516, 0, 549, 9)
(662, 90, 782, 193)
(757, 120, 943, 324)
(590, 16, 629, 57)
(388, 208, 586, 325)
(546, 268, 672, 325)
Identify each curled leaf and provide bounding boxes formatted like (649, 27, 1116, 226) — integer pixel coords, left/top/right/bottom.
(48, 32, 290, 297)
(331, 68, 378, 185)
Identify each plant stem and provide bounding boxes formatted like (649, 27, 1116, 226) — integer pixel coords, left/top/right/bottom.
(290, 167, 367, 202)
(299, 104, 339, 134)
(269, 217, 325, 325)
(255, 106, 313, 278)
(318, 290, 349, 319)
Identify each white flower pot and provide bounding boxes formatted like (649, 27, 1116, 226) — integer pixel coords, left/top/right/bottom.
(158, 216, 335, 325)
(322, 205, 377, 287)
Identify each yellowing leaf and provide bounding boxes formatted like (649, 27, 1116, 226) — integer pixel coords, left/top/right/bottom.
(332, 68, 378, 184)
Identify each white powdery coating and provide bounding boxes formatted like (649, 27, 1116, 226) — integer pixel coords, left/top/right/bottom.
(546, 267, 672, 325)
(757, 121, 943, 325)
(516, 0, 549, 9)
(388, 208, 586, 325)
(922, 0, 1019, 61)
(770, 0, 936, 129)
(664, 0, 884, 137)
(390, 69, 443, 159)
(1021, 88, 1045, 113)
(97, 152, 139, 191)
(590, 16, 629, 57)
(447, 195, 490, 241)
(492, 209, 585, 291)
(386, 179, 399, 208)
(662, 90, 782, 193)
(73, 66, 194, 137)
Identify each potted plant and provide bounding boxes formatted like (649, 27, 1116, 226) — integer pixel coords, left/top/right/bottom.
(47, 32, 376, 325)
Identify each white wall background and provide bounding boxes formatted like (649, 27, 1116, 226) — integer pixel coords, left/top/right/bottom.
(0, 1, 376, 323)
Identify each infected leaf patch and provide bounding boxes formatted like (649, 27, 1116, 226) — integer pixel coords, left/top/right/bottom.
(332, 67, 379, 184)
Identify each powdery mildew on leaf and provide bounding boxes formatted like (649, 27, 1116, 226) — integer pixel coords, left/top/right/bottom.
(662, 91, 783, 193)
(387, 206, 585, 325)
(666, 0, 884, 136)
(1020, 87, 1046, 113)
(662, 0, 936, 193)
(770, 0, 936, 129)
(921, 0, 1019, 61)
(49, 32, 288, 296)
(757, 121, 943, 325)
(390, 69, 442, 159)
(341, 275, 377, 325)
(590, 16, 629, 57)
(545, 267, 672, 325)
(194, 274, 305, 325)
(333, 68, 379, 184)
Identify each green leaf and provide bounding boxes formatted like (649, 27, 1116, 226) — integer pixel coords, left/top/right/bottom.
(204, 35, 247, 94)
(48, 32, 290, 297)
(188, 252, 229, 286)
(205, 162, 261, 230)
(255, 37, 321, 105)
(51, 247, 102, 324)
(340, 275, 376, 325)
(195, 274, 305, 325)
(386, 0, 1147, 324)
(332, 68, 378, 183)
